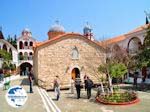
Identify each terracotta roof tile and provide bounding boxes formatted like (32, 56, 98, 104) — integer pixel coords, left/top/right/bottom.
(100, 24, 150, 45)
(34, 32, 104, 51)
(100, 35, 126, 46)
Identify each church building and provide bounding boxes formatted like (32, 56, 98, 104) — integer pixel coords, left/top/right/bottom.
(33, 23, 106, 90)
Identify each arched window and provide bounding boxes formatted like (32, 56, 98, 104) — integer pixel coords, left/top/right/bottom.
(24, 41, 28, 46)
(3, 44, 7, 51)
(19, 52, 23, 60)
(30, 41, 33, 46)
(71, 47, 79, 59)
(19, 41, 23, 49)
(29, 52, 33, 60)
(24, 52, 28, 60)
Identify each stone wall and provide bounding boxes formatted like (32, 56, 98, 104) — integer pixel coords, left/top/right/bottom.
(33, 35, 106, 90)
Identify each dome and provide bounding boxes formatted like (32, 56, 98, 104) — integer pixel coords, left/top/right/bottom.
(49, 23, 65, 32)
(84, 24, 92, 30)
(22, 28, 31, 33)
(22, 28, 32, 36)
(83, 23, 92, 31)
(83, 22, 92, 34)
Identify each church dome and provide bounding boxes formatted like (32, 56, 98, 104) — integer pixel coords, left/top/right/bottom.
(48, 21, 65, 40)
(83, 22, 92, 34)
(22, 28, 32, 36)
(83, 24, 92, 30)
(49, 24, 65, 32)
(22, 28, 31, 32)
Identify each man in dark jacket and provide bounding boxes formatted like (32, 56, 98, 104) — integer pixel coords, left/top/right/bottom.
(85, 77, 93, 99)
(75, 74, 81, 99)
(28, 70, 34, 93)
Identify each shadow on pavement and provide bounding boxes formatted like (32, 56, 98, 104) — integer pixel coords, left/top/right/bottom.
(120, 84, 150, 93)
(20, 78, 29, 85)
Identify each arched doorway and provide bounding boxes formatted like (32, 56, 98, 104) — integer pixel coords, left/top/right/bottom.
(20, 62, 32, 76)
(71, 68, 80, 80)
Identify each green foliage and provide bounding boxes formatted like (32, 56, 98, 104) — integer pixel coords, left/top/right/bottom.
(7, 35, 17, 48)
(4, 73, 11, 78)
(136, 25, 150, 68)
(0, 49, 11, 61)
(98, 62, 127, 79)
(0, 49, 15, 71)
(144, 25, 150, 47)
(109, 62, 127, 79)
(100, 92, 137, 103)
(10, 64, 16, 70)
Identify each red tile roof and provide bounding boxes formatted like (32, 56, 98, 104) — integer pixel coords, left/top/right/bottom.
(34, 32, 104, 50)
(100, 24, 150, 45)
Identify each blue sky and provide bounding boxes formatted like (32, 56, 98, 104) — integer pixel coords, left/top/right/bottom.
(0, 0, 149, 41)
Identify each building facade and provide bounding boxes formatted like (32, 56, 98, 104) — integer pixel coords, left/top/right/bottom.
(33, 23, 106, 90)
(101, 24, 150, 82)
(17, 28, 36, 75)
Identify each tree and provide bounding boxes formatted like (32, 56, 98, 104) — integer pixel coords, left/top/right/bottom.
(0, 49, 12, 61)
(7, 35, 17, 49)
(0, 49, 12, 74)
(136, 24, 150, 68)
(98, 61, 127, 93)
(98, 38, 129, 93)
(109, 62, 127, 84)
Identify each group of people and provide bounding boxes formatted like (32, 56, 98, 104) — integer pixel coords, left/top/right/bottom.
(74, 74, 94, 99)
(27, 71, 94, 100)
(53, 74, 94, 101)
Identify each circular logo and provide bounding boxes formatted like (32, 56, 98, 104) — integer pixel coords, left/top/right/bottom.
(5, 85, 28, 108)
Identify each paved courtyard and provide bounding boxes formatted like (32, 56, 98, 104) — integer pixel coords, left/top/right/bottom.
(0, 76, 150, 112)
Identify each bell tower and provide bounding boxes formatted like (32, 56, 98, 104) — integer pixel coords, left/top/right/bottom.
(83, 22, 94, 41)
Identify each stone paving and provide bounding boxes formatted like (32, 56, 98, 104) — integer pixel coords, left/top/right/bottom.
(1, 77, 150, 112)
(48, 85, 150, 112)
(0, 76, 46, 112)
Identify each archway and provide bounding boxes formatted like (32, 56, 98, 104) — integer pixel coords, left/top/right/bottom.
(20, 62, 32, 76)
(71, 68, 80, 80)
(127, 37, 141, 54)
(3, 44, 7, 51)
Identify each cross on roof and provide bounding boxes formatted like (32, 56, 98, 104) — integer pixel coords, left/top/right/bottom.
(144, 11, 150, 19)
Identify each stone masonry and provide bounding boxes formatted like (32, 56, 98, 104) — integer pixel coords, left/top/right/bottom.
(33, 34, 106, 90)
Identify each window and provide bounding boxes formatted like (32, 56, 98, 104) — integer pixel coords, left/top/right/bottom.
(71, 46, 79, 59)
(24, 41, 28, 46)
(30, 41, 33, 46)
(19, 41, 23, 49)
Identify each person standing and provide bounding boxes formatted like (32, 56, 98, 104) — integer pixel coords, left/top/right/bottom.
(75, 74, 81, 99)
(28, 70, 34, 93)
(53, 76, 61, 100)
(85, 77, 93, 99)
(133, 71, 138, 88)
(71, 77, 74, 94)
(84, 74, 87, 90)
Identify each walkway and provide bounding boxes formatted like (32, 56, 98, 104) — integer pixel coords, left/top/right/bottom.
(0, 76, 60, 112)
(47, 85, 150, 112)
(1, 76, 150, 112)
